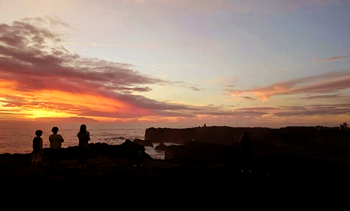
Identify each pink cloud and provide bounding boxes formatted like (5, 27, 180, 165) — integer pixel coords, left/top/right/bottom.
(229, 71, 350, 101)
(194, 104, 350, 119)
(313, 56, 349, 63)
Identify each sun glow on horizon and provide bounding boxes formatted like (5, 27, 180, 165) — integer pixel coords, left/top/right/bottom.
(26, 109, 74, 119)
(0, 79, 150, 121)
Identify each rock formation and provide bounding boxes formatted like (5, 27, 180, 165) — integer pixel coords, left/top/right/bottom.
(145, 127, 195, 144)
(43, 139, 152, 159)
(133, 139, 154, 147)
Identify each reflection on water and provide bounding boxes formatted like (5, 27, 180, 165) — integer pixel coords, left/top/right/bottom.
(0, 122, 170, 159)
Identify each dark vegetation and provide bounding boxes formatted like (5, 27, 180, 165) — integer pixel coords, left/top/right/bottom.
(1, 127, 350, 210)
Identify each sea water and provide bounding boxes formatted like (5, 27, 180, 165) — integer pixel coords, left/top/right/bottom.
(0, 122, 167, 159)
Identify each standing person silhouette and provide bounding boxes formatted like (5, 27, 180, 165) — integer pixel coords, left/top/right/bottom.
(239, 132, 252, 173)
(49, 127, 64, 169)
(31, 130, 43, 170)
(77, 124, 90, 169)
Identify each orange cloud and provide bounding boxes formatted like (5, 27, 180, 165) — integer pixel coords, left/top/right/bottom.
(253, 92, 270, 102)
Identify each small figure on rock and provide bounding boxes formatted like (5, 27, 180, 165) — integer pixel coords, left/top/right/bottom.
(239, 132, 252, 173)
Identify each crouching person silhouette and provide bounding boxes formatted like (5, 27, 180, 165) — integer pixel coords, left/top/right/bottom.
(239, 132, 252, 173)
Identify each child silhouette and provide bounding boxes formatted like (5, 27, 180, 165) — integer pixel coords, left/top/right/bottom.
(31, 130, 43, 170)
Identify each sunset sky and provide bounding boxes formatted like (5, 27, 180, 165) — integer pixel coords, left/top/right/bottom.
(1, 0, 350, 127)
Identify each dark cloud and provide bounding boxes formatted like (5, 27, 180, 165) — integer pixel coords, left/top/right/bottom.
(232, 104, 350, 117)
(301, 94, 342, 100)
(235, 107, 280, 111)
(274, 104, 350, 117)
(168, 80, 202, 92)
(225, 85, 235, 88)
(291, 77, 350, 94)
(242, 96, 255, 101)
(190, 86, 201, 91)
(193, 104, 350, 119)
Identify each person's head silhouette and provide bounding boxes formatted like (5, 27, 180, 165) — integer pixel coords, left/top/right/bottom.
(80, 124, 87, 133)
(35, 130, 42, 137)
(52, 127, 59, 134)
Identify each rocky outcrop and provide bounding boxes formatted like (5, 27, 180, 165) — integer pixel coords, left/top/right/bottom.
(43, 139, 152, 159)
(145, 127, 195, 144)
(133, 139, 154, 147)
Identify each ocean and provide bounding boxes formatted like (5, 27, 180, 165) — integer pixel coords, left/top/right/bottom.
(0, 122, 168, 159)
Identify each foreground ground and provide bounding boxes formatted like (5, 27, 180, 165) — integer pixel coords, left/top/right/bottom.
(1, 148, 350, 210)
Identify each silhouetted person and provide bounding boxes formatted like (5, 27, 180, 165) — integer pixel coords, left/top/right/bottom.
(49, 127, 64, 169)
(132, 150, 144, 167)
(31, 130, 43, 170)
(239, 132, 252, 173)
(77, 124, 90, 169)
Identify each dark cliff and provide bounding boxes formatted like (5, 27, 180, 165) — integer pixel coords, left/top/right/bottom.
(145, 127, 196, 144)
(145, 126, 277, 144)
(145, 126, 342, 145)
(146, 126, 350, 161)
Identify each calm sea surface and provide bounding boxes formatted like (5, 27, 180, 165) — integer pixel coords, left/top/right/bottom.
(0, 122, 168, 159)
